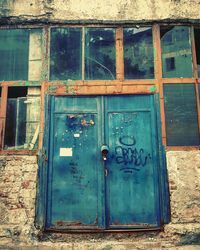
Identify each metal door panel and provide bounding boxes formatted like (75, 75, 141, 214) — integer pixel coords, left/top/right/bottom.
(105, 95, 160, 228)
(44, 95, 167, 230)
(46, 96, 104, 229)
(54, 96, 98, 113)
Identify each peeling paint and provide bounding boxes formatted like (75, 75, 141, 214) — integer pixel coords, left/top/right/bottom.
(0, 0, 200, 24)
(149, 86, 156, 92)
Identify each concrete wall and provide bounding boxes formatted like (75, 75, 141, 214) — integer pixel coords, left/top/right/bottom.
(0, 152, 199, 249)
(1, 0, 200, 23)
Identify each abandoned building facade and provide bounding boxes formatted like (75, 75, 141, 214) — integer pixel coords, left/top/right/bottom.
(0, 0, 200, 249)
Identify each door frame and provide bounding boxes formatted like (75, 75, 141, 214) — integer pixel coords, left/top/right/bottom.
(35, 93, 170, 232)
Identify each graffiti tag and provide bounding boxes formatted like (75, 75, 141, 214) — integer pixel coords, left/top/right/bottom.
(115, 136, 151, 171)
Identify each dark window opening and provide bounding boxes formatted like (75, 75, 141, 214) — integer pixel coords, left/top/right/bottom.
(194, 27, 200, 77)
(4, 87, 40, 150)
(4, 87, 27, 149)
(7, 87, 27, 98)
(164, 84, 200, 146)
(166, 57, 175, 71)
(50, 28, 82, 80)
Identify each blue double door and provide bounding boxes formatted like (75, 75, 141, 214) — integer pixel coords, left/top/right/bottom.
(46, 95, 162, 230)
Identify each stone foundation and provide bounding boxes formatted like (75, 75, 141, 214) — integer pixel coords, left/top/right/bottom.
(0, 151, 199, 249)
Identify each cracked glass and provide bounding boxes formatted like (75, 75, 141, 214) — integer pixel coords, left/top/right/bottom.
(85, 28, 116, 80)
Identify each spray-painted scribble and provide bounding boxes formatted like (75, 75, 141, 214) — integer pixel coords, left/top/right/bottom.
(115, 136, 151, 171)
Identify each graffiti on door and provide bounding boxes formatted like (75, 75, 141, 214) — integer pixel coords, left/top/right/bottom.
(114, 135, 151, 171)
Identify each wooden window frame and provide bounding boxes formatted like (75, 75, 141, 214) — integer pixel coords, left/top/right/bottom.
(0, 26, 47, 154)
(0, 24, 199, 153)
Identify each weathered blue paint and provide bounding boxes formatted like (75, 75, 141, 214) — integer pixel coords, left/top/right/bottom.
(35, 95, 51, 229)
(105, 95, 161, 228)
(154, 94, 171, 224)
(46, 96, 105, 229)
(39, 94, 170, 230)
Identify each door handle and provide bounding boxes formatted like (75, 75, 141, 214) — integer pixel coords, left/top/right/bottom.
(101, 145, 109, 161)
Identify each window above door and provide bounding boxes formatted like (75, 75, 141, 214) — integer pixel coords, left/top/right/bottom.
(0, 24, 199, 151)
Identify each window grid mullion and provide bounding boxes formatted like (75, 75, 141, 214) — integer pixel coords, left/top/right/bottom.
(0, 85, 8, 150)
(153, 24, 167, 145)
(42, 26, 50, 81)
(82, 27, 85, 81)
(191, 26, 198, 78)
(116, 27, 124, 81)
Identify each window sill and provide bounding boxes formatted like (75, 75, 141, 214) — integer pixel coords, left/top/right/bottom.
(0, 150, 38, 155)
(166, 146, 200, 151)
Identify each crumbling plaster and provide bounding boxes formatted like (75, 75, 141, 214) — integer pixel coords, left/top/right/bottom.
(0, 151, 199, 249)
(1, 0, 200, 24)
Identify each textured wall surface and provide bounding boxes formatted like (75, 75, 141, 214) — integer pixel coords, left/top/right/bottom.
(0, 156, 38, 245)
(0, 0, 200, 249)
(167, 151, 200, 224)
(0, 152, 199, 249)
(1, 0, 200, 23)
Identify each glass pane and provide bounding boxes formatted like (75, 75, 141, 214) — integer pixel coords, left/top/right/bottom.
(124, 27, 154, 79)
(194, 27, 200, 77)
(164, 84, 199, 146)
(85, 28, 116, 80)
(161, 26, 193, 78)
(4, 87, 40, 150)
(50, 28, 82, 80)
(0, 29, 29, 81)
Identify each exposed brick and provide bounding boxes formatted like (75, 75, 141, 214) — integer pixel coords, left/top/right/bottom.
(0, 150, 199, 249)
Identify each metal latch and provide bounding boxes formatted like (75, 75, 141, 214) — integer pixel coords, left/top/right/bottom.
(101, 144, 109, 161)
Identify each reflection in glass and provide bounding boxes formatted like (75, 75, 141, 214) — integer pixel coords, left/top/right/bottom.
(194, 27, 200, 77)
(161, 26, 193, 78)
(0, 29, 29, 81)
(164, 84, 199, 146)
(50, 28, 82, 80)
(85, 28, 116, 80)
(124, 27, 154, 79)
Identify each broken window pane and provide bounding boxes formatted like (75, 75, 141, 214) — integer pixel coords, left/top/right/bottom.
(194, 27, 200, 77)
(124, 27, 154, 79)
(4, 87, 40, 150)
(165, 57, 175, 71)
(164, 84, 199, 146)
(85, 28, 116, 80)
(161, 26, 193, 78)
(50, 28, 82, 80)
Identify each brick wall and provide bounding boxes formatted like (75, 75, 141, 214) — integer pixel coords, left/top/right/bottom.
(0, 156, 38, 245)
(0, 152, 199, 249)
